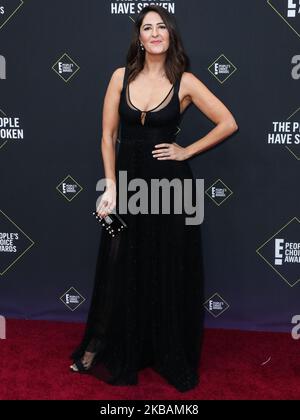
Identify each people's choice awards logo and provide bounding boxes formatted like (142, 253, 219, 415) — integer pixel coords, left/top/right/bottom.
(256, 218, 300, 287)
(204, 293, 230, 318)
(56, 175, 83, 202)
(52, 53, 80, 83)
(60, 288, 86, 311)
(0, 1, 24, 31)
(268, 0, 300, 38)
(274, 239, 300, 266)
(0, 210, 34, 277)
(208, 54, 237, 84)
(205, 179, 233, 206)
(287, 0, 300, 17)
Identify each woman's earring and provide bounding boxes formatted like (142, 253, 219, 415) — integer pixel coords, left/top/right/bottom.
(140, 43, 145, 51)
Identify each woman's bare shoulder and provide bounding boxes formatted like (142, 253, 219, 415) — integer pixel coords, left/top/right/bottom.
(179, 72, 199, 100)
(181, 71, 203, 86)
(180, 71, 211, 98)
(113, 66, 126, 78)
(109, 67, 126, 92)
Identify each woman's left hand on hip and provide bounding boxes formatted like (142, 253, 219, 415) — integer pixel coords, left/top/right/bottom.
(152, 142, 188, 161)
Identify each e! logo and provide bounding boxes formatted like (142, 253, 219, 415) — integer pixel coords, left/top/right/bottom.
(287, 0, 300, 18)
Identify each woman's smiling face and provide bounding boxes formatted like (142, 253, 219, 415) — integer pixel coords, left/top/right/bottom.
(139, 11, 170, 55)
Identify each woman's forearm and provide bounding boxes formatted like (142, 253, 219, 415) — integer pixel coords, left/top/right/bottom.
(101, 136, 117, 188)
(185, 119, 238, 159)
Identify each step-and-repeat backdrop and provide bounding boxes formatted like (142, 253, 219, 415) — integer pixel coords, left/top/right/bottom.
(0, 0, 299, 332)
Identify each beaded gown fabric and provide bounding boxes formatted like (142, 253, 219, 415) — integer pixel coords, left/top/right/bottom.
(71, 67, 205, 392)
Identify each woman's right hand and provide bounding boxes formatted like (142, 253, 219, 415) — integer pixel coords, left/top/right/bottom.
(96, 185, 117, 219)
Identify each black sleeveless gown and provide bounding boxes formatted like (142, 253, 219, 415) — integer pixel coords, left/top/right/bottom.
(71, 67, 205, 393)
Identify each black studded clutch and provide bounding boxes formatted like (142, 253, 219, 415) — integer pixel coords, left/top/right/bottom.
(92, 211, 128, 238)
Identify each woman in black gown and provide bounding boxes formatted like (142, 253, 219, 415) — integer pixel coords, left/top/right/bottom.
(70, 5, 238, 392)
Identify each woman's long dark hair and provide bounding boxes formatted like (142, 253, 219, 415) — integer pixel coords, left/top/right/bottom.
(126, 5, 190, 85)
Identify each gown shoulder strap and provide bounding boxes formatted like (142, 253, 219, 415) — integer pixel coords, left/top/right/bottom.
(174, 71, 183, 95)
(121, 66, 129, 92)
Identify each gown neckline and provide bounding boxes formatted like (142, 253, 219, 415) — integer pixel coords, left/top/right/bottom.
(127, 82, 175, 114)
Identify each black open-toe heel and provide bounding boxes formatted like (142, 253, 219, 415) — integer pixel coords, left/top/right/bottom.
(70, 356, 96, 373)
(70, 359, 89, 373)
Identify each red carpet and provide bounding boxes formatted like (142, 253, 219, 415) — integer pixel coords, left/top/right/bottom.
(0, 319, 299, 400)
